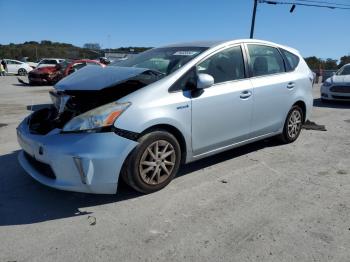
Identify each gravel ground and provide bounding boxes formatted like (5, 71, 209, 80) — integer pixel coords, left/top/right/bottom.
(0, 76, 349, 262)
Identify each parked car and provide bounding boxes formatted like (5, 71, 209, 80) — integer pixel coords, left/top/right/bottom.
(27, 61, 39, 69)
(3, 59, 33, 75)
(17, 39, 313, 194)
(28, 59, 105, 85)
(321, 63, 350, 101)
(36, 58, 65, 68)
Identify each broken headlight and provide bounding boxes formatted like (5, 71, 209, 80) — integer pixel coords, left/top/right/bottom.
(62, 101, 130, 133)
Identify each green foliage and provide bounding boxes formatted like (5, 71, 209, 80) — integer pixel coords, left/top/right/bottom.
(0, 41, 151, 62)
(338, 55, 350, 68)
(323, 58, 338, 70)
(304, 56, 339, 70)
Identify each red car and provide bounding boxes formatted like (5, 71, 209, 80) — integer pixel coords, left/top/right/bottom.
(28, 59, 105, 85)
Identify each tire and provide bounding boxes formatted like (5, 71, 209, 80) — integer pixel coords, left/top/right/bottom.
(121, 130, 181, 193)
(18, 68, 27, 76)
(278, 105, 304, 144)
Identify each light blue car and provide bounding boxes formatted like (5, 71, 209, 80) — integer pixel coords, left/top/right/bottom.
(17, 39, 314, 194)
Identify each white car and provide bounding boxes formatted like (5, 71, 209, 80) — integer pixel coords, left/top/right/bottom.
(321, 63, 350, 101)
(4, 59, 33, 75)
(36, 58, 65, 68)
(17, 39, 313, 194)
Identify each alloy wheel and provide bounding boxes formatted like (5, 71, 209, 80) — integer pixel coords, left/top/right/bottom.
(287, 109, 302, 139)
(18, 69, 27, 76)
(139, 140, 176, 185)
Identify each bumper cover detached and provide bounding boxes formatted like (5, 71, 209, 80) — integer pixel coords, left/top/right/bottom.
(17, 117, 138, 194)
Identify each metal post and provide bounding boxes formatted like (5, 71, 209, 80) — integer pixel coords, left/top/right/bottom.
(250, 0, 258, 39)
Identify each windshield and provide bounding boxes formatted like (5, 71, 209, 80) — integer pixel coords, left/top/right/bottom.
(336, 65, 350, 76)
(111, 47, 208, 75)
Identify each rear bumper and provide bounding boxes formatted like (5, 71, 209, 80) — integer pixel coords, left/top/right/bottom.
(17, 117, 138, 194)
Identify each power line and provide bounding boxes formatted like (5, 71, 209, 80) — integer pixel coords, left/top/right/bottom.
(259, 0, 350, 9)
(294, 0, 350, 7)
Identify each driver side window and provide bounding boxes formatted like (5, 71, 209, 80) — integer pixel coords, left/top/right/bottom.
(197, 46, 245, 84)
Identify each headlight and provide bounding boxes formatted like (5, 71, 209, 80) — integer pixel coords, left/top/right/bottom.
(322, 81, 332, 87)
(62, 101, 130, 133)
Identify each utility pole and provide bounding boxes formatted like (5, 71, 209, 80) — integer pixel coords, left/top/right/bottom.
(250, 0, 258, 39)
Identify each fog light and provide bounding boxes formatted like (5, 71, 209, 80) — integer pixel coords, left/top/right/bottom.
(73, 156, 87, 184)
(321, 93, 328, 98)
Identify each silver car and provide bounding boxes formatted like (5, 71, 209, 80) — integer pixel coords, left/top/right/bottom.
(321, 63, 350, 102)
(17, 39, 314, 194)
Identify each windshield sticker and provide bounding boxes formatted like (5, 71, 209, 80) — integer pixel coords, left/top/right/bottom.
(173, 51, 199, 56)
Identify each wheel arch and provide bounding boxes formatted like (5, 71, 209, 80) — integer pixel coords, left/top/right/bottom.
(139, 124, 187, 164)
(293, 100, 306, 123)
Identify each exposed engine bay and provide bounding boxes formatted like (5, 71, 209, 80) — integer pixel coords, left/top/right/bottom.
(28, 70, 162, 135)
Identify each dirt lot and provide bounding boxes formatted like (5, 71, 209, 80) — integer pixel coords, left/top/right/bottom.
(0, 76, 349, 262)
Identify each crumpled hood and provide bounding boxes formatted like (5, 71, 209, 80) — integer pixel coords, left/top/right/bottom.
(31, 66, 57, 74)
(54, 65, 149, 91)
(330, 75, 350, 84)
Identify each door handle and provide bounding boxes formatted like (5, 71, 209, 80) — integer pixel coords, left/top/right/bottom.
(287, 82, 295, 89)
(240, 90, 252, 99)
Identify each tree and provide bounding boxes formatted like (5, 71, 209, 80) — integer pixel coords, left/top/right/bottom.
(323, 58, 338, 70)
(41, 40, 52, 45)
(338, 55, 350, 68)
(304, 56, 323, 70)
(83, 43, 101, 50)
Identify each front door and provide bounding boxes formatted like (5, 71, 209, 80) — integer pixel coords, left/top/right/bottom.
(191, 45, 253, 156)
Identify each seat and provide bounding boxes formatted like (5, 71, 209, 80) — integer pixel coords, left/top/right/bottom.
(253, 56, 268, 76)
(207, 56, 237, 83)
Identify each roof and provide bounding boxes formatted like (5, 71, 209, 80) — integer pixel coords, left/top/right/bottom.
(161, 39, 298, 54)
(162, 40, 225, 48)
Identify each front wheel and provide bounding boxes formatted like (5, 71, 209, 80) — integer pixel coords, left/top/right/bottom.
(278, 105, 304, 143)
(121, 130, 181, 193)
(18, 68, 27, 76)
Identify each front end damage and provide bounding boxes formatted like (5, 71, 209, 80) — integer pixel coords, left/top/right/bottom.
(17, 66, 162, 194)
(28, 67, 161, 135)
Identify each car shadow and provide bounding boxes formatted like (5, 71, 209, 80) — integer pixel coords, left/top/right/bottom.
(313, 98, 350, 109)
(0, 150, 143, 226)
(0, 138, 281, 226)
(177, 138, 281, 177)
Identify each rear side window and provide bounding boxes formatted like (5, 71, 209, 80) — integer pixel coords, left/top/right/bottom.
(197, 46, 245, 84)
(281, 49, 300, 71)
(247, 44, 285, 77)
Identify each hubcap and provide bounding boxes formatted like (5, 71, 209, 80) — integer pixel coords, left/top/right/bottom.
(287, 109, 302, 139)
(139, 140, 176, 185)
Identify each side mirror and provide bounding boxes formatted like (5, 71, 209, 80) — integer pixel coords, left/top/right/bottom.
(197, 73, 214, 90)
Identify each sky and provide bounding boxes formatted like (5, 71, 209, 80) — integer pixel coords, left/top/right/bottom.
(1, 0, 349, 60)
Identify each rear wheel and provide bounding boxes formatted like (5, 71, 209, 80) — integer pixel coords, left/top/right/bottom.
(18, 68, 27, 76)
(278, 105, 303, 143)
(121, 130, 181, 193)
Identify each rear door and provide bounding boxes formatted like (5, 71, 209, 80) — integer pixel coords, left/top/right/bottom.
(245, 44, 295, 137)
(191, 45, 254, 156)
(6, 60, 19, 74)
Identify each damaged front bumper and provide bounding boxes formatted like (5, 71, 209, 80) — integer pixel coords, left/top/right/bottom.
(16, 115, 138, 194)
